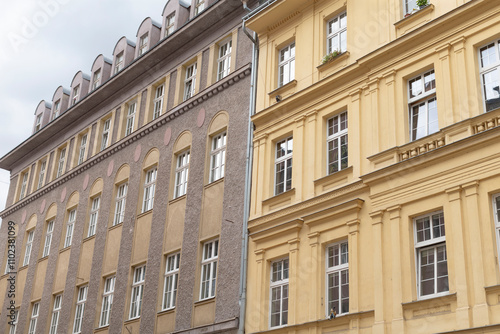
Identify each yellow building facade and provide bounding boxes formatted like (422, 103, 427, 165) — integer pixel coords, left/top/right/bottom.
(244, 0, 500, 333)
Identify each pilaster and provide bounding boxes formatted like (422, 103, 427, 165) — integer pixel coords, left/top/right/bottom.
(370, 210, 385, 334)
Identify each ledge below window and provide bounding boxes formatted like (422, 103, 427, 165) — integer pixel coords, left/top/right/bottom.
(394, 4, 434, 37)
(314, 166, 353, 194)
(402, 293, 456, 320)
(317, 52, 350, 73)
(262, 188, 296, 214)
(268, 80, 297, 107)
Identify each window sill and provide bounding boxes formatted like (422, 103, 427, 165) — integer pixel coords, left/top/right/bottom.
(18, 265, 28, 271)
(169, 194, 187, 205)
(158, 307, 176, 316)
(37, 256, 49, 263)
(402, 292, 456, 310)
(268, 80, 297, 97)
(262, 188, 296, 214)
(109, 222, 123, 231)
(59, 246, 71, 254)
(313, 166, 353, 193)
(82, 234, 96, 243)
(136, 209, 153, 219)
(124, 317, 141, 325)
(317, 52, 350, 72)
(94, 325, 109, 333)
(205, 177, 224, 189)
(394, 4, 434, 36)
(195, 296, 216, 305)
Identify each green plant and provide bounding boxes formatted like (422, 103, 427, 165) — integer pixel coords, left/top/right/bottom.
(416, 0, 428, 6)
(322, 50, 340, 64)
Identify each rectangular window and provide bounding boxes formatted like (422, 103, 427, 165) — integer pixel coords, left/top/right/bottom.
(327, 111, 348, 174)
(408, 69, 438, 141)
(113, 183, 128, 226)
(270, 258, 288, 328)
(72, 85, 80, 106)
(64, 209, 77, 248)
(100, 119, 111, 151)
(275, 137, 293, 195)
(217, 40, 232, 81)
(23, 230, 34, 266)
(174, 151, 190, 198)
(153, 85, 164, 120)
(184, 63, 197, 101)
(19, 172, 28, 200)
(125, 103, 136, 135)
(73, 285, 87, 334)
(56, 147, 67, 178)
(87, 197, 100, 237)
(326, 241, 349, 316)
(327, 12, 347, 54)
(28, 302, 39, 334)
(142, 168, 157, 212)
(9, 310, 17, 334)
(195, 0, 205, 15)
(35, 114, 42, 132)
(129, 265, 146, 319)
(50, 294, 62, 334)
(100, 276, 116, 327)
(42, 220, 54, 257)
(493, 194, 500, 268)
(77, 134, 88, 165)
(115, 52, 124, 74)
(52, 100, 60, 120)
(92, 69, 101, 90)
(163, 253, 180, 310)
(479, 40, 500, 112)
(37, 160, 47, 189)
(200, 240, 218, 300)
(210, 132, 226, 182)
(414, 211, 448, 299)
(278, 43, 295, 87)
(165, 13, 175, 37)
(139, 34, 149, 56)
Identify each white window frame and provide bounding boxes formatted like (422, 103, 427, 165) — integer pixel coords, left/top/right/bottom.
(210, 132, 226, 182)
(125, 102, 136, 135)
(278, 42, 295, 87)
(28, 302, 39, 334)
(325, 241, 349, 317)
(195, 0, 205, 15)
(52, 100, 60, 120)
(19, 172, 28, 200)
(77, 134, 88, 165)
(42, 220, 54, 257)
(56, 147, 66, 178)
(274, 137, 293, 195)
(414, 211, 448, 299)
(99, 276, 116, 327)
(479, 40, 500, 112)
(493, 194, 500, 269)
(200, 239, 218, 300)
(73, 285, 87, 334)
(100, 119, 111, 151)
(9, 309, 18, 334)
(153, 85, 164, 120)
(50, 294, 62, 334)
(184, 63, 197, 101)
(408, 69, 438, 141)
(113, 183, 128, 226)
(327, 12, 347, 55)
(87, 197, 100, 237)
(92, 68, 101, 90)
(217, 40, 232, 81)
(72, 85, 80, 106)
(162, 253, 180, 310)
(23, 230, 34, 266)
(37, 160, 47, 189)
(139, 34, 149, 56)
(270, 258, 289, 328)
(35, 114, 42, 132)
(129, 265, 146, 320)
(64, 209, 77, 248)
(142, 168, 157, 212)
(174, 150, 190, 198)
(327, 111, 348, 175)
(115, 52, 124, 74)
(165, 13, 175, 37)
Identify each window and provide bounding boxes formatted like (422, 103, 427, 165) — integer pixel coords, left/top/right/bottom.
(404, 0, 429, 14)
(9, 309, 17, 334)
(163, 253, 180, 310)
(174, 151, 190, 198)
(153, 85, 164, 120)
(129, 265, 146, 319)
(492, 194, 500, 268)
(278, 43, 295, 87)
(217, 40, 232, 80)
(64, 209, 77, 248)
(100, 119, 111, 151)
(23, 230, 34, 266)
(200, 240, 218, 300)
(35, 114, 42, 132)
(327, 12, 347, 55)
(270, 258, 288, 328)
(56, 147, 67, 178)
(73, 285, 87, 334)
(42, 220, 54, 257)
(195, 0, 205, 15)
(92, 69, 101, 90)
(210, 132, 226, 182)
(326, 241, 349, 316)
(184, 63, 197, 101)
(275, 137, 293, 195)
(77, 134, 88, 165)
(327, 111, 348, 174)
(142, 168, 157, 212)
(113, 183, 128, 226)
(37, 160, 47, 189)
(165, 13, 175, 37)
(408, 69, 437, 141)
(28, 302, 39, 334)
(100, 276, 115, 327)
(479, 40, 500, 112)
(19, 172, 28, 200)
(87, 197, 100, 237)
(414, 211, 448, 298)
(50, 294, 62, 334)
(115, 52, 124, 74)
(125, 102, 136, 135)
(72, 85, 80, 106)
(52, 100, 60, 120)
(139, 34, 149, 56)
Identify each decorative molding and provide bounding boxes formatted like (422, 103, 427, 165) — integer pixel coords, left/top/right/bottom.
(267, 11, 301, 32)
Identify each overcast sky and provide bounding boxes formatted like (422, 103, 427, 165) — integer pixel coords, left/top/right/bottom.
(0, 0, 168, 217)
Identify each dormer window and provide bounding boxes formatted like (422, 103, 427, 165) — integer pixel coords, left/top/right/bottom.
(195, 0, 205, 15)
(115, 52, 124, 74)
(52, 100, 61, 120)
(139, 34, 149, 56)
(92, 69, 101, 90)
(72, 85, 80, 106)
(35, 114, 42, 132)
(165, 13, 175, 37)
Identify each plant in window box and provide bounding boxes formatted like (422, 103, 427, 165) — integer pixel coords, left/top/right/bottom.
(322, 50, 341, 65)
(416, 0, 429, 9)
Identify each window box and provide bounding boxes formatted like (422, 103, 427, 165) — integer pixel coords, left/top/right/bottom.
(317, 51, 350, 72)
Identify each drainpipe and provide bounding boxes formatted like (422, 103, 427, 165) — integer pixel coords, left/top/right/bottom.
(238, 3, 259, 334)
